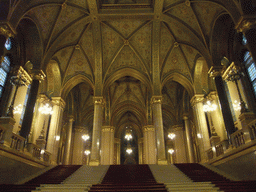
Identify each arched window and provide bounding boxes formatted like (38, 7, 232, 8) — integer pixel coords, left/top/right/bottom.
(0, 56, 11, 97)
(243, 51, 256, 96)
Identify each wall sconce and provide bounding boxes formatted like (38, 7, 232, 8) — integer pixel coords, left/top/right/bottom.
(168, 148, 175, 154)
(82, 134, 90, 141)
(168, 133, 176, 140)
(84, 150, 91, 155)
(55, 135, 60, 141)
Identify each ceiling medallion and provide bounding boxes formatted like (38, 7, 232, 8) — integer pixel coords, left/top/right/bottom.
(185, 0, 191, 7)
(174, 42, 179, 48)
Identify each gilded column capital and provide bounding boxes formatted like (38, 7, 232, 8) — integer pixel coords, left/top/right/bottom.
(38, 93, 51, 104)
(51, 97, 66, 109)
(236, 15, 256, 33)
(74, 126, 86, 133)
(68, 115, 75, 122)
(208, 66, 224, 78)
(0, 22, 16, 37)
(13, 66, 33, 86)
(183, 115, 189, 120)
(151, 95, 162, 105)
(102, 126, 114, 132)
(143, 125, 155, 132)
(190, 94, 204, 107)
(30, 69, 46, 82)
(93, 96, 105, 105)
(206, 91, 218, 101)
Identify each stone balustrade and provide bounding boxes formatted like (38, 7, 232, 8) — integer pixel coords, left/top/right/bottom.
(248, 119, 256, 140)
(10, 132, 26, 151)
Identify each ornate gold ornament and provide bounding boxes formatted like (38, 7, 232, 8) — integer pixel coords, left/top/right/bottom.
(236, 16, 256, 33)
(151, 96, 162, 104)
(0, 23, 16, 37)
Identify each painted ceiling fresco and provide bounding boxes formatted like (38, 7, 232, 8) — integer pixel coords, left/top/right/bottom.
(10, 0, 240, 134)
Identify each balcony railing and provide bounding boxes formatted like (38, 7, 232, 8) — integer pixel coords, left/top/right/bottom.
(231, 129, 245, 148)
(10, 133, 26, 151)
(0, 125, 6, 141)
(248, 119, 256, 140)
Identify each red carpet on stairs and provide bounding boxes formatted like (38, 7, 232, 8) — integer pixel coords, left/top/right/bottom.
(0, 165, 82, 192)
(88, 165, 168, 192)
(174, 163, 256, 192)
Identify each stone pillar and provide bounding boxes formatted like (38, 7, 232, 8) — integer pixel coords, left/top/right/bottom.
(114, 138, 121, 165)
(209, 66, 236, 138)
(151, 96, 167, 165)
(101, 126, 114, 165)
(172, 125, 187, 163)
(138, 138, 143, 164)
(46, 97, 65, 164)
(183, 115, 195, 163)
(191, 94, 211, 162)
(31, 94, 50, 143)
(236, 17, 256, 62)
(63, 116, 74, 165)
(90, 96, 104, 166)
(20, 70, 46, 139)
(72, 126, 86, 165)
(143, 125, 157, 164)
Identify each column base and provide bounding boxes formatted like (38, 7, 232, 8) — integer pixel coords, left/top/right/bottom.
(157, 159, 168, 165)
(89, 160, 100, 166)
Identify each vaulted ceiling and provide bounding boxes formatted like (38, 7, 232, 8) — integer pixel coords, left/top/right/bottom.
(6, 0, 241, 136)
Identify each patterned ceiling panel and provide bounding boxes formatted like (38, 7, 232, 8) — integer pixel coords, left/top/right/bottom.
(51, 5, 85, 40)
(107, 45, 146, 76)
(166, 3, 202, 40)
(164, 0, 184, 8)
(192, 2, 224, 45)
(102, 22, 124, 73)
(107, 18, 147, 38)
(129, 21, 152, 70)
(162, 45, 191, 81)
(27, 5, 60, 42)
(53, 46, 74, 75)
(64, 48, 93, 83)
(68, 0, 89, 10)
(55, 18, 88, 49)
(160, 23, 175, 68)
(180, 44, 200, 72)
(79, 24, 94, 70)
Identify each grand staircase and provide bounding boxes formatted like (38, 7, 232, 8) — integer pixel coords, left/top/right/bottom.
(0, 163, 255, 192)
(174, 163, 256, 192)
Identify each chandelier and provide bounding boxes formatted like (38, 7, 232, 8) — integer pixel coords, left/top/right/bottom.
(168, 133, 176, 140)
(39, 103, 53, 115)
(13, 104, 23, 114)
(126, 144, 133, 154)
(168, 148, 174, 154)
(203, 100, 217, 112)
(84, 150, 91, 155)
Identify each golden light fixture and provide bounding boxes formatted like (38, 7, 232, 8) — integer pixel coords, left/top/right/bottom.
(203, 100, 217, 112)
(84, 150, 91, 155)
(168, 148, 175, 154)
(39, 103, 53, 115)
(13, 104, 23, 115)
(82, 134, 90, 141)
(168, 133, 176, 140)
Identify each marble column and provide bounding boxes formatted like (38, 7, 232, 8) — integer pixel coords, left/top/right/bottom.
(101, 126, 114, 165)
(90, 96, 104, 166)
(72, 126, 86, 165)
(138, 138, 143, 164)
(114, 138, 121, 165)
(63, 116, 74, 165)
(143, 125, 157, 164)
(209, 66, 236, 138)
(236, 17, 256, 62)
(151, 96, 167, 165)
(20, 69, 45, 139)
(191, 94, 211, 162)
(46, 97, 65, 164)
(183, 115, 195, 163)
(172, 125, 187, 163)
(31, 94, 50, 143)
